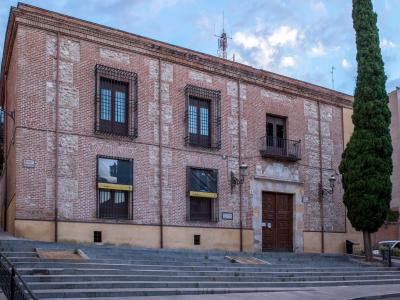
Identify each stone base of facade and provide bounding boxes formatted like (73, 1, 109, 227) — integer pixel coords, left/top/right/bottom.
(13, 219, 254, 251)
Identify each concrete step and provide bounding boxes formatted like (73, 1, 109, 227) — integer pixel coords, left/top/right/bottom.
(11, 261, 395, 272)
(28, 279, 400, 290)
(31, 279, 400, 298)
(22, 274, 400, 283)
(18, 267, 400, 277)
(33, 287, 309, 299)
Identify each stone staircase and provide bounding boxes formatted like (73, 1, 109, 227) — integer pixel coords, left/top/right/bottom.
(1, 239, 400, 299)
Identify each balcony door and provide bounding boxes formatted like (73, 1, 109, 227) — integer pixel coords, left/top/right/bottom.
(266, 115, 286, 156)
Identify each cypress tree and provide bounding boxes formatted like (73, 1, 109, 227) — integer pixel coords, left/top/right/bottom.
(339, 0, 392, 261)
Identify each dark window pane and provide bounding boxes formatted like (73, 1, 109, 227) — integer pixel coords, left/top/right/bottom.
(276, 124, 285, 148)
(99, 189, 129, 219)
(98, 157, 132, 185)
(189, 168, 217, 193)
(189, 104, 197, 134)
(200, 107, 209, 136)
(190, 197, 211, 221)
(100, 88, 112, 121)
(115, 91, 126, 123)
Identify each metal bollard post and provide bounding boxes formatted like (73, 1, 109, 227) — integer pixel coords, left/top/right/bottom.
(10, 267, 15, 300)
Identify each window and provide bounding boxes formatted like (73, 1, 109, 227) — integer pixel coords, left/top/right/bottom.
(97, 156, 133, 219)
(95, 65, 138, 138)
(266, 115, 286, 148)
(188, 97, 211, 147)
(185, 85, 221, 149)
(186, 167, 218, 222)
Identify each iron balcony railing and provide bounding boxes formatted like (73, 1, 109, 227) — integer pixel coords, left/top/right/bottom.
(0, 254, 37, 300)
(260, 136, 301, 161)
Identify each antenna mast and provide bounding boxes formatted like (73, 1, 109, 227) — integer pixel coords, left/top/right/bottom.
(330, 66, 335, 89)
(216, 12, 230, 59)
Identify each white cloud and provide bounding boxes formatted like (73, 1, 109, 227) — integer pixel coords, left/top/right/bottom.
(381, 38, 397, 49)
(341, 58, 351, 70)
(268, 26, 299, 46)
(311, 1, 327, 14)
(233, 25, 302, 70)
(233, 32, 262, 49)
(233, 32, 276, 68)
(310, 41, 326, 56)
(281, 56, 295, 68)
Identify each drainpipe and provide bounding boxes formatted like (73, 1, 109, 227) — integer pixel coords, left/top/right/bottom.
(54, 32, 61, 243)
(317, 101, 324, 253)
(237, 78, 243, 252)
(3, 74, 7, 231)
(158, 58, 164, 248)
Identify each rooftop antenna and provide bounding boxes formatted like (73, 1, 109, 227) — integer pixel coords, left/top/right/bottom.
(330, 66, 335, 89)
(215, 12, 231, 59)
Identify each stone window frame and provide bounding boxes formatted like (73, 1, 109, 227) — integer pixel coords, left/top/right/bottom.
(184, 85, 221, 149)
(96, 155, 134, 220)
(186, 166, 219, 223)
(95, 64, 138, 138)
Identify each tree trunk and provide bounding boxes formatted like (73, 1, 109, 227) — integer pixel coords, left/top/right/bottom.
(363, 230, 373, 261)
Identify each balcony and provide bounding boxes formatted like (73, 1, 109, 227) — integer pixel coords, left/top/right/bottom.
(260, 136, 301, 161)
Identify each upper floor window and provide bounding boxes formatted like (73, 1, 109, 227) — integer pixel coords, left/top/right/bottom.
(185, 85, 221, 149)
(260, 114, 301, 161)
(266, 115, 286, 148)
(95, 65, 138, 138)
(188, 97, 211, 147)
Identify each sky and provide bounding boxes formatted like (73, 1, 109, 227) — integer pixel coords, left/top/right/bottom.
(0, 0, 399, 95)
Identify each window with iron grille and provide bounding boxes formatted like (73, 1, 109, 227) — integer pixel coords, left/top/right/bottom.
(185, 85, 221, 149)
(95, 65, 138, 138)
(186, 167, 219, 222)
(97, 156, 133, 219)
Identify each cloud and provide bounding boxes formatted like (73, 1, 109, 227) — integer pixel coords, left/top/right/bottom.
(268, 26, 299, 46)
(311, 1, 327, 15)
(233, 32, 276, 68)
(381, 38, 397, 49)
(310, 41, 326, 56)
(281, 56, 295, 68)
(233, 24, 301, 70)
(341, 58, 352, 70)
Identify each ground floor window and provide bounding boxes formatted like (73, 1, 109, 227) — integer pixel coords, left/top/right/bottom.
(187, 167, 218, 222)
(97, 156, 133, 220)
(98, 189, 129, 219)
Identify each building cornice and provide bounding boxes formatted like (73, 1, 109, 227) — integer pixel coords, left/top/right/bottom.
(1, 3, 353, 108)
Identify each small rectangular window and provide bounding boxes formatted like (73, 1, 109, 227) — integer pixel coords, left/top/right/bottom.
(188, 97, 211, 147)
(185, 85, 221, 149)
(187, 167, 218, 222)
(97, 156, 133, 219)
(95, 65, 138, 138)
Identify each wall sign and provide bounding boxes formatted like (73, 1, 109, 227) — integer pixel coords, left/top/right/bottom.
(222, 212, 233, 220)
(23, 159, 36, 168)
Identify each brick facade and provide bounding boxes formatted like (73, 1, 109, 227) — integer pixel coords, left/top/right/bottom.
(0, 4, 354, 251)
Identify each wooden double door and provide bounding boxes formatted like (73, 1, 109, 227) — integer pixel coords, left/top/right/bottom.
(262, 192, 293, 252)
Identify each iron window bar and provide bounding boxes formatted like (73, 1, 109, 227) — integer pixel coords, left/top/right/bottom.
(184, 85, 221, 149)
(95, 64, 138, 138)
(0, 254, 37, 300)
(259, 136, 301, 161)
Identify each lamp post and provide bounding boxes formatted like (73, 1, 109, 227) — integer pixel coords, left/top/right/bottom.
(230, 163, 248, 192)
(319, 173, 336, 253)
(230, 163, 248, 252)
